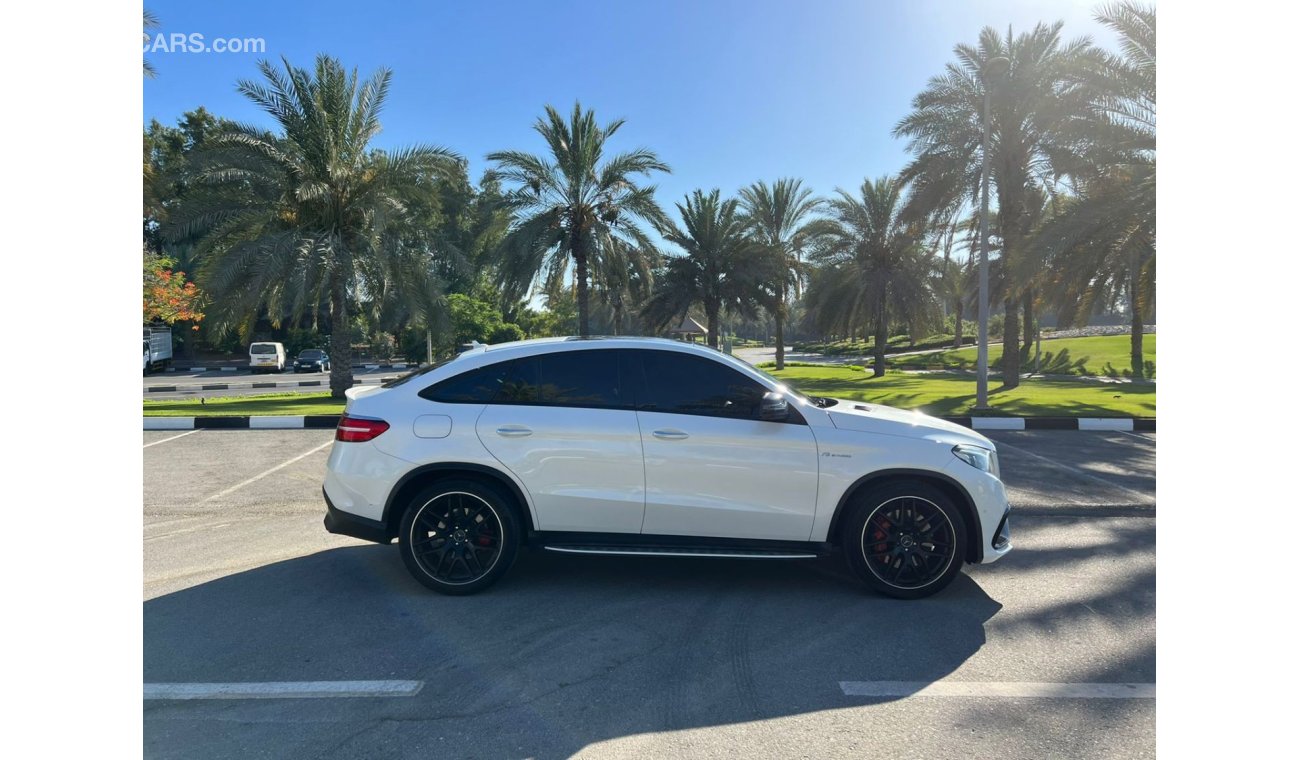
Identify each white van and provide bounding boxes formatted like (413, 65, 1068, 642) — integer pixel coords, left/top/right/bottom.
(249, 342, 287, 373)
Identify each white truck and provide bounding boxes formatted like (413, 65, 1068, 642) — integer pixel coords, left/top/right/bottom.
(143, 325, 173, 374)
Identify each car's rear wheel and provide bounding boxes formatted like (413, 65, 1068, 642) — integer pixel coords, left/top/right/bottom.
(398, 479, 520, 595)
(841, 480, 966, 600)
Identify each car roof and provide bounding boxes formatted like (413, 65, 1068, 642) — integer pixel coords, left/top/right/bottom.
(467, 335, 722, 360)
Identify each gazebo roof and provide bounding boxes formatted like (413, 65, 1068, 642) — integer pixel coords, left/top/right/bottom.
(669, 317, 708, 335)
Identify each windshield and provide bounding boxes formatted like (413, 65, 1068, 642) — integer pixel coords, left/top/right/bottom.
(739, 359, 838, 408)
(298, 350, 324, 359)
(250, 344, 278, 354)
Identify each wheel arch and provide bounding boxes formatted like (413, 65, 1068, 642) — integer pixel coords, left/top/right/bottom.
(826, 469, 984, 563)
(383, 462, 536, 542)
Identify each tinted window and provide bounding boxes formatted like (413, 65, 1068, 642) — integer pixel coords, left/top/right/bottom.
(637, 351, 766, 419)
(250, 344, 277, 354)
(420, 362, 511, 404)
(298, 350, 325, 359)
(496, 350, 628, 409)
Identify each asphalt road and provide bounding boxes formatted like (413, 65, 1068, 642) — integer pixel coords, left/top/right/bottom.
(144, 430, 1155, 759)
(143, 367, 407, 400)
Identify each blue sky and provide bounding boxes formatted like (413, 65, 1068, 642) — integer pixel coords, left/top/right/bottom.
(145, 0, 1119, 214)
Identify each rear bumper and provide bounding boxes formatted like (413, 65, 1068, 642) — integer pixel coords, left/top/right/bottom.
(323, 487, 392, 544)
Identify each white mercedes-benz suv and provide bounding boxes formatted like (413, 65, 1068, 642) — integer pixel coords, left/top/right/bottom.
(323, 337, 1011, 598)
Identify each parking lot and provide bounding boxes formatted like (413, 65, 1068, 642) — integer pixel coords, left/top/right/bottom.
(144, 429, 1155, 759)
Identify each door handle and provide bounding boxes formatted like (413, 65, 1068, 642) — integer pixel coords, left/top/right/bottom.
(496, 425, 533, 437)
(652, 429, 689, 440)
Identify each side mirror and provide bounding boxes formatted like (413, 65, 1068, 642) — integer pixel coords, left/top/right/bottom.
(759, 391, 789, 422)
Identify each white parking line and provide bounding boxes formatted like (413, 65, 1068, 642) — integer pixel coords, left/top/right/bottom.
(144, 681, 423, 700)
(201, 439, 334, 503)
(994, 439, 1155, 504)
(1118, 430, 1156, 443)
(143, 430, 202, 448)
(839, 681, 1155, 699)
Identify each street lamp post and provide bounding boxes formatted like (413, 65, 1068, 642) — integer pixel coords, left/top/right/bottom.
(975, 56, 1009, 410)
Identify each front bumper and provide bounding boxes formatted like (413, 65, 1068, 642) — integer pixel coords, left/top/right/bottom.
(323, 487, 392, 544)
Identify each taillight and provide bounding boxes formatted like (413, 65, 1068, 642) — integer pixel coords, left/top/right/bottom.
(336, 415, 390, 442)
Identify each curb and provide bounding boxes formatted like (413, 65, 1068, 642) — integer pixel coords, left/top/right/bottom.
(948, 417, 1155, 432)
(161, 363, 418, 373)
(145, 378, 395, 393)
(144, 415, 1156, 432)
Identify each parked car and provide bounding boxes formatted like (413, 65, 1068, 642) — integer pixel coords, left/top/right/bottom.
(322, 337, 1011, 598)
(293, 349, 331, 373)
(249, 342, 287, 373)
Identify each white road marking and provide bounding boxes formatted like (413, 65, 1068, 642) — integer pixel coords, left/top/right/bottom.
(143, 430, 202, 448)
(839, 681, 1154, 699)
(144, 681, 423, 700)
(144, 521, 235, 542)
(201, 439, 333, 503)
(995, 439, 1155, 504)
(1118, 430, 1155, 443)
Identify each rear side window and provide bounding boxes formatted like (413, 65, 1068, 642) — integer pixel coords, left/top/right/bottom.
(496, 350, 629, 409)
(636, 350, 767, 419)
(420, 362, 511, 404)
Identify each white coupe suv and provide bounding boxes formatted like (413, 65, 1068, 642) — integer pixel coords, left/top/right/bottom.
(323, 337, 1011, 599)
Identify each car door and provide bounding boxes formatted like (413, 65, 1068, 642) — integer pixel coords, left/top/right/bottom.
(632, 349, 820, 541)
(475, 348, 646, 534)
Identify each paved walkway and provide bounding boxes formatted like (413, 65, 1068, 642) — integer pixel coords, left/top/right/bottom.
(731, 345, 1154, 385)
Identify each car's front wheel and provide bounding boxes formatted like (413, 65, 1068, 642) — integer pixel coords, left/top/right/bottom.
(399, 479, 520, 595)
(841, 480, 967, 599)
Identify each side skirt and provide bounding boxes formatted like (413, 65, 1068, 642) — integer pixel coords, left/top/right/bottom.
(530, 531, 832, 560)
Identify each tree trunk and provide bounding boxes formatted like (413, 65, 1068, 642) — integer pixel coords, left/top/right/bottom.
(953, 300, 964, 349)
(774, 311, 786, 370)
(328, 277, 353, 399)
(706, 305, 720, 350)
(574, 250, 591, 338)
(773, 280, 788, 370)
(1022, 288, 1034, 354)
(1001, 297, 1020, 390)
(1130, 270, 1145, 379)
(873, 301, 888, 378)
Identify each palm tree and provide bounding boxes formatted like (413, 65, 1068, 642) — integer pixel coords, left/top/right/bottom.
(591, 241, 658, 335)
(488, 103, 670, 337)
(166, 55, 463, 397)
(938, 253, 977, 350)
(738, 179, 826, 370)
(895, 22, 1098, 388)
(1036, 2, 1155, 377)
(642, 189, 768, 349)
(804, 177, 940, 377)
(144, 10, 160, 78)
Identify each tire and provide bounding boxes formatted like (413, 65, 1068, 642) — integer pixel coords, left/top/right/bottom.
(841, 479, 967, 600)
(399, 479, 521, 595)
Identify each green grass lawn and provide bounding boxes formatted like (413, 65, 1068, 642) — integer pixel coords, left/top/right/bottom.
(770, 365, 1155, 417)
(143, 391, 345, 417)
(888, 334, 1156, 377)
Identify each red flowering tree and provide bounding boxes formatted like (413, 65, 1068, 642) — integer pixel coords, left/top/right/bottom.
(144, 250, 205, 326)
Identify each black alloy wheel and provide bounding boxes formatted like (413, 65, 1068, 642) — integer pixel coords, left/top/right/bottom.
(842, 480, 967, 599)
(399, 480, 520, 595)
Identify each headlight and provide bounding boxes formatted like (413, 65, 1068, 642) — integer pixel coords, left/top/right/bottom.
(952, 444, 997, 475)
